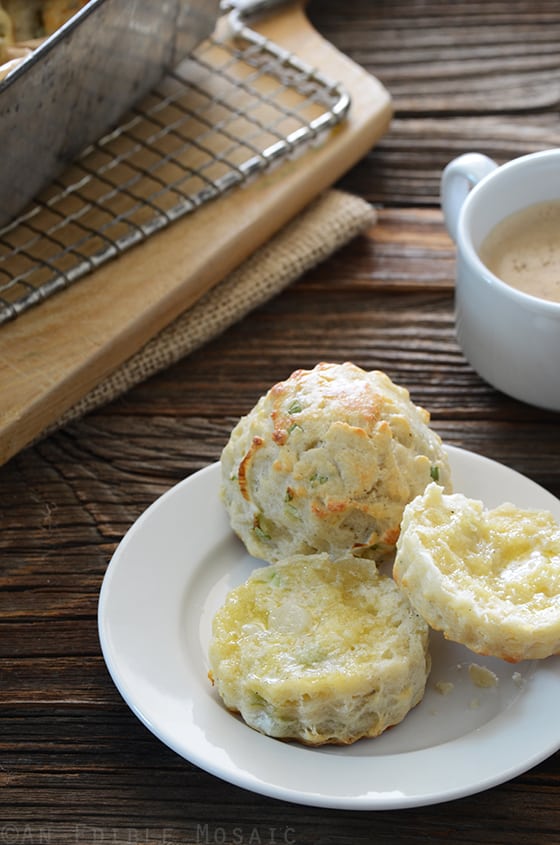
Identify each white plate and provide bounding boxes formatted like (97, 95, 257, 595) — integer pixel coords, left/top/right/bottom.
(98, 446, 560, 810)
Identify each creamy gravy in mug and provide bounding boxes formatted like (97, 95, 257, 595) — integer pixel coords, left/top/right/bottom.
(478, 199, 560, 303)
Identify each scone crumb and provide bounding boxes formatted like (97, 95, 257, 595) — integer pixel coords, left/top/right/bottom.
(434, 680, 454, 696)
(468, 663, 499, 689)
(393, 483, 560, 662)
(512, 671, 525, 688)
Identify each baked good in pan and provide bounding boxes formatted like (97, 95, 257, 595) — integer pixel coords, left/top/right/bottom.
(220, 361, 451, 563)
(0, 1, 88, 79)
(2, 1, 88, 41)
(393, 482, 560, 662)
(208, 553, 431, 745)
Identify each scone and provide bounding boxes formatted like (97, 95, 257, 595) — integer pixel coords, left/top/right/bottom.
(208, 553, 431, 745)
(394, 482, 560, 662)
(221, 362, 451, 563)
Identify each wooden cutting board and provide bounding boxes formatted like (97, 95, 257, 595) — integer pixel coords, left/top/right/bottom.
(0, 3, 392, 466)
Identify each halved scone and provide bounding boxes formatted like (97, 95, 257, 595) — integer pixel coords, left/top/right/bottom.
(394, 482, 560, 662)
(208, 553, 431, 745)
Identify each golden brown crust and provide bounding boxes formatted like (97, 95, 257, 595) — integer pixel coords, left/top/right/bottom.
(221, 362, 452, 563)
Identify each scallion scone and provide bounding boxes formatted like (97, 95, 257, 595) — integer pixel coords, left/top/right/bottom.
(221, 362, 451, 563)
(208, 553, 431, 745)
(394, 482, 560, 662)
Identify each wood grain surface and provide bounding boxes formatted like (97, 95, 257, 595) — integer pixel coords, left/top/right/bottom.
(1, 1, 560, 843)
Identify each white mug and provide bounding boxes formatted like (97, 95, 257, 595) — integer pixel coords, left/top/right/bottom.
(441, 148, 560, 412)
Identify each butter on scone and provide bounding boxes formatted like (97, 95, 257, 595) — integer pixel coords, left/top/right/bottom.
(208, 553, 431, 745)
(394, 482, 560, 663)
(221, 362, 451, 563)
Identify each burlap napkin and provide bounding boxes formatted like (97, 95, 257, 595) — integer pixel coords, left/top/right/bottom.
(47, 189, 376, 435)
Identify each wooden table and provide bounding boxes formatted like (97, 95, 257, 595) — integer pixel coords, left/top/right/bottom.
(2, 1, 559, 842)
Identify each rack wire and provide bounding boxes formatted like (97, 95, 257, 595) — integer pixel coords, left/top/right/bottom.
(0, 12, 350, 326)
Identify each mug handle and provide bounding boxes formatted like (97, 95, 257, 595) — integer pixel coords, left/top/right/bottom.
(440, 153, 497, 242)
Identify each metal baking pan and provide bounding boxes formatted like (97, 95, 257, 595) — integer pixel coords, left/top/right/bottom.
(0, 0, 221, 227)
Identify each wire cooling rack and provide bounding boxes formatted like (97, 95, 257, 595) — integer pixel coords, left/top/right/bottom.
(0, 9, 350, 326)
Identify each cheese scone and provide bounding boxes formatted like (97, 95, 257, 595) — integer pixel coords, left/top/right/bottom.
(394, 482, 560, 662)
(208, 553, 431, 745)
(221, 362, 451, 563)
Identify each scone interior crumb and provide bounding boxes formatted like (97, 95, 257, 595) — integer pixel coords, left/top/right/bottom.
(394, 482, 560, 662)
(434, 680, 454, 696)
(468, 663, 498, 688)
(209, 553, 431, 745)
